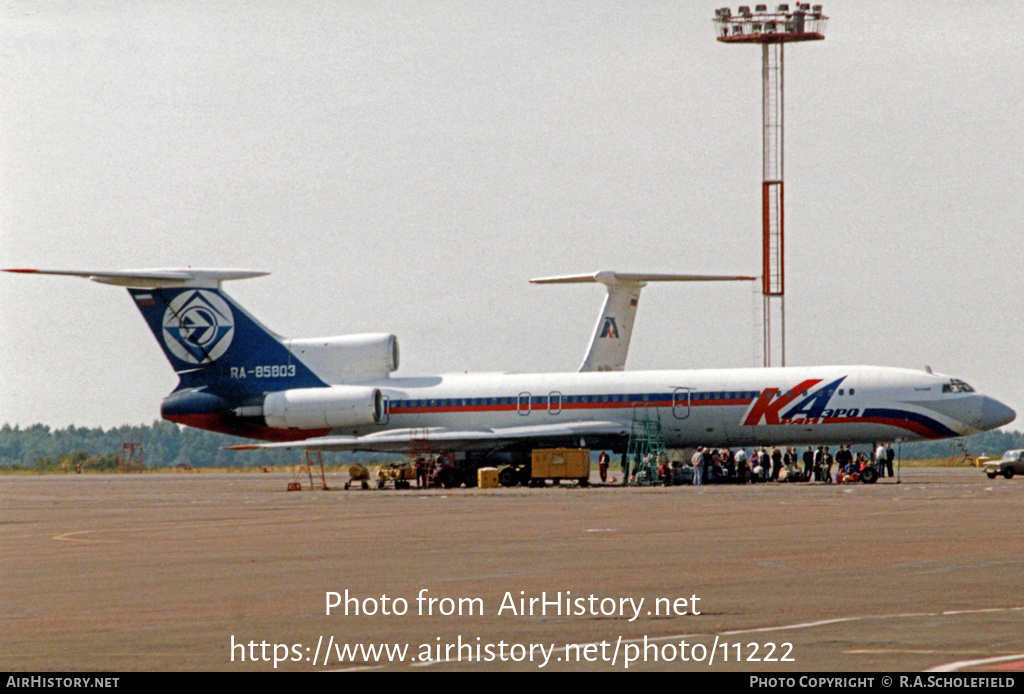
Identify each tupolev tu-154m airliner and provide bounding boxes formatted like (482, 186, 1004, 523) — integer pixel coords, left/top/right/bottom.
(6, 267, 1015, 483)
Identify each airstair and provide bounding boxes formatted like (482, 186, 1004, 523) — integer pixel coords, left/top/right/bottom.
(626, 406, 667, 485)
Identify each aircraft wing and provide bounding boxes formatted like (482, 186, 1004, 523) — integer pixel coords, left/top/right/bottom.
(226, 420, 630, 454)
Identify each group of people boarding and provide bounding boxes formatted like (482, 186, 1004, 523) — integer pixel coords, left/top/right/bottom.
(677, 443, 896, 485)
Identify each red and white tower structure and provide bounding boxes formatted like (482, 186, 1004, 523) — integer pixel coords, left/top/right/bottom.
(713, 4, 828, 367)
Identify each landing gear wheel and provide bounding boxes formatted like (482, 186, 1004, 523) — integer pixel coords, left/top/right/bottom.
(516, 467, 532, 487)
(860, 467, 878, 484)
(498, 467, 516, 487)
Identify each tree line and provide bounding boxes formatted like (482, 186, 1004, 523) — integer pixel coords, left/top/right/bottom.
(1, 421, 1019, 470)
(0, 421, 398, 470)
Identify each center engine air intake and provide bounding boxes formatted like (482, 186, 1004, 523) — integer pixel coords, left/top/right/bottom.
(262, 386, 384, 430)
(283, 333, 399, 383)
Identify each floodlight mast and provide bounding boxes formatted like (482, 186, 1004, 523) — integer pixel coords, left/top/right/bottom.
(712, 4, 828, 367)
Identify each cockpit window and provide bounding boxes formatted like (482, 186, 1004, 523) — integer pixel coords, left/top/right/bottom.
(942, 379, 975, 394)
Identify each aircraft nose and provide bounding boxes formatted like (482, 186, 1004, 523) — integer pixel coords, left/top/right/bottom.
(980, 396, 1016, 431)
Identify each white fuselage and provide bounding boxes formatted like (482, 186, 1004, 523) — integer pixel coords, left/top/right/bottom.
(346, 364, 1003, 447)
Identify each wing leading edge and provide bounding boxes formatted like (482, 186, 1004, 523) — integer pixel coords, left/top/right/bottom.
(226, 420, 630, 454)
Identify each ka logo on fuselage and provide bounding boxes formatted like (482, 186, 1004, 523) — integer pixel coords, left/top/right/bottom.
(162, 290, 235, 364)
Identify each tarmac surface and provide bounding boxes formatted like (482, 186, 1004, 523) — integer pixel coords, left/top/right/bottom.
(2, 467, 1023, 672)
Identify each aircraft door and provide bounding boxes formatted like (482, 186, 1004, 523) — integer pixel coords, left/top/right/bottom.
(518, 392, 531, 416)
(672, 387, 691, 419)
(548, 391, 562, 415)
(380, 395, 390, 425)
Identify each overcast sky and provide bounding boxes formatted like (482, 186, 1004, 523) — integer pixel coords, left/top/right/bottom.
(3, 1, 1023, 432)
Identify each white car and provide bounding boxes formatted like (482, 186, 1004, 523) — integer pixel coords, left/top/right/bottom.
(984, 450, 1024, 479)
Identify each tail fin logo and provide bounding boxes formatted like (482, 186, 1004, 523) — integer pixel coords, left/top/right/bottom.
(162, 290, 235, 364)
(600, 317, 619, 339)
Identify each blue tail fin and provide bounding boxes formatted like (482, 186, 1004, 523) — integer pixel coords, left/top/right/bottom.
(5, 268, 326, 401)
(127, 285, 326, 401)
(5, 268, 330, 440)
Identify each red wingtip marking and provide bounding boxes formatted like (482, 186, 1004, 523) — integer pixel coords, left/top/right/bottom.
(4, 268, 39, 273)
(224, 445, 259, 450)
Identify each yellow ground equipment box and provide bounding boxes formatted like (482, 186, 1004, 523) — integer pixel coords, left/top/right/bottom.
(531, 448, 591, 482)
(477, 467, 499, 489)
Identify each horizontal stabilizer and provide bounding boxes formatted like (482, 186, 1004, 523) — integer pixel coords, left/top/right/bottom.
(530, 271, 756, 286)
(532, 270, 756, 372)
(4, 268, 268, 289)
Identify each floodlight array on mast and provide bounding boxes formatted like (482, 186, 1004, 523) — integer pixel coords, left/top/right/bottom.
(712, 3, 828, 367)
(713, 3, 827, 43)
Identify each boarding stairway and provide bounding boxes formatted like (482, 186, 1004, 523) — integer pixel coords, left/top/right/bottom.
(626, 407, 667, 485)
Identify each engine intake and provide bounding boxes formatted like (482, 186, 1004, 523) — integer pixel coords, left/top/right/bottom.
(284, 333, 399, 383)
